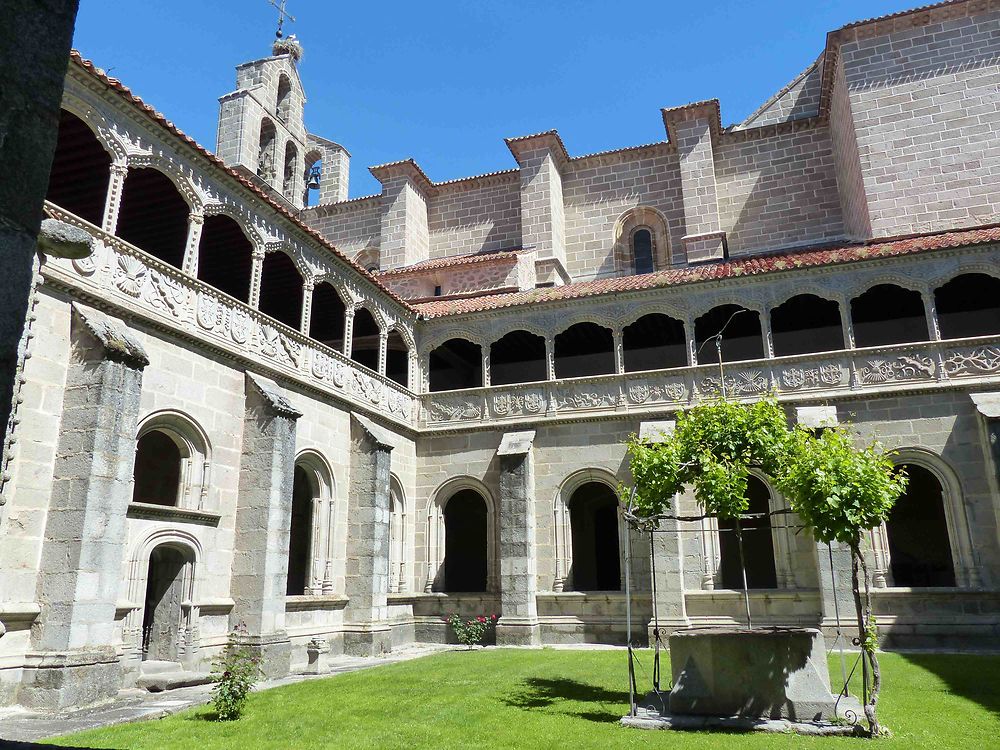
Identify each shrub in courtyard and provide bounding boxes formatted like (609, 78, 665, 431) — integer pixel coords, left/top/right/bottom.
(446, 613, 497, 647)
(210, 623, 263, 721)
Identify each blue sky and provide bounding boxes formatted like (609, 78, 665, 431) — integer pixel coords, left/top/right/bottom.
(73, 1, 917, 197)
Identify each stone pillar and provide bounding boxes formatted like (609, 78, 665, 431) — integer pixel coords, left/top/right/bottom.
(20, 304, 148, 710)
(507, 132, 567, 268)
(378, 330, 388, 376)
(662, 101, 727, 263)
(101, 163, 128, 234)
(816, 540, 857, 646)
(181, 212, 204, 275)
(248, 248, 264, 308)
(495, 430, 541, 646)
(0, 0, 81, 465)
(231, 373, 301, 678)
(344, 413, 395, 656)
(300, 279, 314, 335)
(371, 160, 431, 270)
(343, 307, 355, 359)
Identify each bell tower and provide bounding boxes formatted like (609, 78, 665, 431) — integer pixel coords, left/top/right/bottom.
(216, 34, 349, 208)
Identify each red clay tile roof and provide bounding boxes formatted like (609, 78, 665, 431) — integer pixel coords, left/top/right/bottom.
(68, 51, 415, 314)
(376, 249, 524, 277)
(413, 225, 1000, 319)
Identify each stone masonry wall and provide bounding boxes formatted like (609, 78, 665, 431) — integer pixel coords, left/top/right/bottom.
(302, 196, 382, 263)
(829, 55, 872, 241)
(561, 148, 684, 281)
(842, 10, 1000, 237)
(427, 178, 521, 259)
(715, 125, 845, 256)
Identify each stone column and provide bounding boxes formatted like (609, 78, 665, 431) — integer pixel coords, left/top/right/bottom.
(248, 248, 264, 308)
(231, 373, 301, 678)
(662, 101, 727, 263)
(816, 540, 857, 646)
(300, 279, 314, 336)
(343, 413, 395, 656)
(495, 431, 541, 646)
(0, 0, 81, 466)
(101, 163, 128, 234)
(377, 330, 388, 376)
(181, 212, 204, 275)
(20, 304, 148, 710)
(343, 307, 355, 358)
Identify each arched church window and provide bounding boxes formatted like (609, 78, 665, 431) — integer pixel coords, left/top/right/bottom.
(283, 142, 298, 200)
(632, 228, 655, 275)
(286, 464, 315, 596)
(132, 430, 182, 507)
(45, 109, 111, 226)
(276, 75, 293, 124)
(443, 489, 489, 592)
(257, 118, 277, 182)
(389, 485, 406, 593)
(568, 482, 621, 591)
(885, 464, 956, 587)
(717, 476, 777, 589)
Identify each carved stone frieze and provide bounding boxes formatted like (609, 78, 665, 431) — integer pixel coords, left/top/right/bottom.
(491, 390, 545, 417)
(626, 380, 686, 405)
(700, 369, 768, 397)
(943, 346, 1000, 377)
(778, 362, 844, 390)
(427, 397, 482, 422)
(858, 353, 935, 384)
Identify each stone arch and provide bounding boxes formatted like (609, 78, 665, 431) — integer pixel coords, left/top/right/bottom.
(59, 94, 130, 164)
(770, 293, 845, 356)
(694, 303, 765, 364)
(850, 282, 929, 347)
(870, 448, 976, 589)
(354, 246, 380, 273)
(385, 324, 414, 389)
(289, 449, 335, 595)
(554, 321, 615, 378)
(933, 272, 1000, 340)
(202, 203, 265, 248)
(116, 164, 193, 268)
(553, 468, 622, 592)
(282, 140, 300, 201)
(613, 206, 672, 274)
(389, 473, 410, 592)
(125, 154, 201, 212)
(124, 529, 202, 665)
(619, 302, 689, 330)
(427, 336, 484, 392)
(46, 108, 113, 226)
(198, 210, 258, 303)
(133, 410, 211, 511)
(425, 477, 497, 593)
(303, 148, 323, 206)
(350, 303, 384, 372)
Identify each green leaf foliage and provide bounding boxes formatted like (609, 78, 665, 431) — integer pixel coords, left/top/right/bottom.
(623, 397, 907, 543)
(776, 425, 908, 544)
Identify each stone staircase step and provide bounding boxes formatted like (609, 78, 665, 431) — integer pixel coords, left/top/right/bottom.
(136, 671, 213, 693)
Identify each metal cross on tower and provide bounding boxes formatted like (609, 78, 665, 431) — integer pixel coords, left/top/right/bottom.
(268, 0, 296, 39)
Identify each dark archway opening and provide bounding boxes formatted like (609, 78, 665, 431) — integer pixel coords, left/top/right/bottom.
(116, 168, 189, 269)
(623, 313, 687, 372)
(429, 338, 482, 391)
(309, 282, 346, 351)
(46, 109, 110, 226)
(198, 215, 254, 302)
(258, 251, 303, 330)
(934, 273, 1000, 340)
(886, 464, 956, 587)
(718, 476, 778, 589)
(851, 284, 928, 347)
(385, 330, 410, 388)
(695, 305, 764, 364)
(490, 330, 547, 385)
(554, 322, 615, 378)
(132, 430, 181, 507)
(142, 545, 187, 662)
(444, 489, 488, 592)
(771, 294, 845, 356)
(569, 482, 621, 591)
(286, 465, 314, 596)
(350, 307, 380, 372)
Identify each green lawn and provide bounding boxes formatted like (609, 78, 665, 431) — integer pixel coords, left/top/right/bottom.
(46, 649, 999, 749)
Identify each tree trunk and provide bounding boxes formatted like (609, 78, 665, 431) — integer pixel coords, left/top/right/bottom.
(850, 540, 882, 737)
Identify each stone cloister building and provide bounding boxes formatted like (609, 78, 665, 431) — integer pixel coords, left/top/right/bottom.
(2, 0, 1000, 710)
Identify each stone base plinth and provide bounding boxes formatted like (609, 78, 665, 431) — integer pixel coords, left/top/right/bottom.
(496, 618, 541, 646)
(17, 649, 122, 711)
(240, 634, 292, 679)
(343, 626, 392, 657)
(666, 627, 847, 722)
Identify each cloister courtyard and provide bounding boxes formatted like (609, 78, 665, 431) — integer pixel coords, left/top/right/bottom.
(22, 648, 1000, 749)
